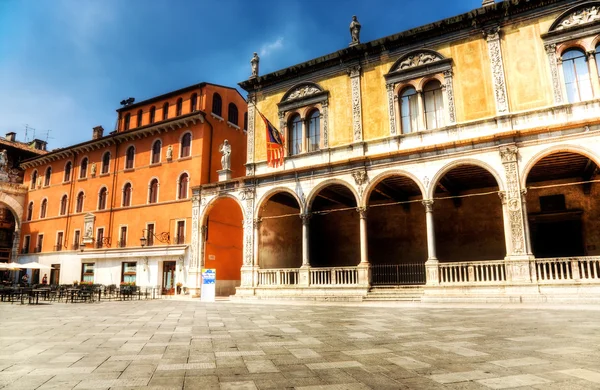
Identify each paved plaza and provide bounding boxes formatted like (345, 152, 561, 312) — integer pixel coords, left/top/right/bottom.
(1, 300, 600, 389)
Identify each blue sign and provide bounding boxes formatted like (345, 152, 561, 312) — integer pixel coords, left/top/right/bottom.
(202, 269, 216, 284)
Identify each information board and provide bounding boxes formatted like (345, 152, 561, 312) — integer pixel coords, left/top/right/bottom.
(200, 268, 216, 302)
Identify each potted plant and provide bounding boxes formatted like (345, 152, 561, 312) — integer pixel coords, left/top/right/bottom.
(176, 282, 182, 294)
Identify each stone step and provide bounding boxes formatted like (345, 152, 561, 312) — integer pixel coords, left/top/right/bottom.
(364, 286, 425, 301)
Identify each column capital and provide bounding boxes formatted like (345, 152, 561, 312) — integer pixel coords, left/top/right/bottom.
(253, 218, 262, 229)
(587, 50, 597, 59)
(482, 25, 500, 41)
(300, 213, 312, 225)
(422, 199, 434, 212)
(199, 225, 207, 234)
(498, 191, 507, 205)
(499, 145, 518, 164)
(356, 206, 368, 219)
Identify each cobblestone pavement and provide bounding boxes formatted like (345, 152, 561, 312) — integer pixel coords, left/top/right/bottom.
(1, 300, 600, 390)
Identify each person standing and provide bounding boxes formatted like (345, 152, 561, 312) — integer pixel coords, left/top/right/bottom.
(42, 274, 48, 285)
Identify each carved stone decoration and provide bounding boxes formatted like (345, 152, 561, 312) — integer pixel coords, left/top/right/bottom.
(348, 65, 363, 142)
(243, 198, 255, 265)
(484, 27, 509, 114)
(83, 213, 96, 244)
(545, 44, 564, 105)
(322, 101, 329, 148)
(246, 95, 256, 170)
(285, 86, 322, 101)
(356, 206, 368, 219)
(499, 146, 526, 255)
(349, 15, 361, 46)
(239, 187, 255, 201)
(393, 52, 442, 72)
(443, 70, 457, 124)
(423, 176, 430, 191)
(386, 83, 397, 136)
(190, 191, 200, 269)
(352, 168, 369, 198)
(250, 52, 259, 78)
(554, 6, 600, 31)
(422, 199, 434, 213)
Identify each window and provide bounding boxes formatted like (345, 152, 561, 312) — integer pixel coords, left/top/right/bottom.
(81, 263, 94, 282)
(125, 146, 135, 169)
(149, 179, 159, 203)
(22, 236, 30, 254)
(190, 93, 197, 112)
(121, 262, 137, 284)
(64, 161, 72, 182)
(40, 199, 47, 219)
(96, 228, 104, 249)
(176, 220, 185, 244)
(36, 234, 44, 253)
(26, 202, 33, 221)
(98, 187, 108, 210)
(60, 195, 68, 215)
(101, 152, 110, 174)
(119, 226, 127, 248)
(149, 106, 156, 124)
(122, 183, 132, 207)
(176, 98, 183, 116)
(151, 140, 161, 164)
(288, 114, 302, 156)
(80, 158, 88, 179)
(423, 80, 444, 129)
(307, 110, 320, 152)
(180, 133, 191, 158)
(563, 49, 593, 103)
(44, 167, 52, 186)
(124, 113, 131, 130)
(595, 44, 600, 78)
(212, 93, 222, 117)
(244, 112, 248, 131)
(146, 223, 155, 246)
(178, 173, 189, 199)
(228, 103, 238, 125)
(76, 191, 84, 213)
(55, 232, 63, 252)
(162, 102, 169, 120)
(31, 170, 38, 189)
(400, 87, 419, 134)
(73, 230, 81, 250)
(137, 109, 142, 127)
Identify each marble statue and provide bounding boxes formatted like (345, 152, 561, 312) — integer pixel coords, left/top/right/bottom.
(219, 140, 231, 170)
(91, 163, 97, 176)
(350, 15, 361, 45)
(251, 52, 259, 78)
(166, 145, 173, 160)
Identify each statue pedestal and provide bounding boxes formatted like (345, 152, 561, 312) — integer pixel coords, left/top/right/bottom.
(217, 169, 232, 182)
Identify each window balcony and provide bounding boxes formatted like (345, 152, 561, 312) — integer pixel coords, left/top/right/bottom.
(33, 246, 42, 253)
(20, 247, 29, 254)
(53, 245, 63, 252)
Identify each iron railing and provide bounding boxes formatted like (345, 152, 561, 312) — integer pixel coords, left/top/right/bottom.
(371, 263, 426, 285)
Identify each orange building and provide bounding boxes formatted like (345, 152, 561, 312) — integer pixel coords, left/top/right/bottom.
(18, 83, 246, 295)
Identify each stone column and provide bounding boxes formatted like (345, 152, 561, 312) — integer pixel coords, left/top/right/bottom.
(356, 207, 370, 286)
(386, 83, 397, 136)
(189, 190, 202, 296)
(11, 228, 20, 262)
(422, 199, 439, 285)
(587, 51, 600, 98)
(348, 65, 363, 142)
(498, 192, 512, 256)
(299, 213, 311, 287)
(500, 145, 534, 283)
(483, 26, 509, 115)
(545, 43, 565, 105)
(520, 190, 533, 256)
(253, 218, 261, 267)
(239, 189, 257, 290)
(417, 91, 425, 131)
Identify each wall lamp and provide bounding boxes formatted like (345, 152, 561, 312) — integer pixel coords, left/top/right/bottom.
(140, 229, 170, 247)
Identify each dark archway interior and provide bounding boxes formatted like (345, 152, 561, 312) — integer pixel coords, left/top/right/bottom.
(258, 192, 302, 269)
(0, 206, 16, 262)
(310, 184, 359, 267)
(367, 176, 425, 265)
(433, 165, 505, 262)
(525, 152, 599, 258)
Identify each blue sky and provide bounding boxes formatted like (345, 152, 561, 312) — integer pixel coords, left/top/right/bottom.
(0, 0, 482, 149)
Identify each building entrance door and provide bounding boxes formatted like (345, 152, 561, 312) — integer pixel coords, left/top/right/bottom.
(162, 261, 176, 295)
(50, 264, 60, 285)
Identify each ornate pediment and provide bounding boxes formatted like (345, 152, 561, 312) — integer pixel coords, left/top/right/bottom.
(281, 83, 324, 102)
(390, 50, 444, 73)
(550, 3, 600, 32)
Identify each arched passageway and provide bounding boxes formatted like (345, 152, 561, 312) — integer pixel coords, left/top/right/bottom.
(525, 151, 599, 258)
(203, 197, 243, 296)
(432, 164, 505, 262)
(309, 183, 359, 267)
(366, 175, 426, 285)
(0, 205, 16, 262)
(257, 192, 302, 269)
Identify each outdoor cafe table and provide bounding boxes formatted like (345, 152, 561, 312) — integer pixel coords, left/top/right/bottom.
(29, 288, 50, 304)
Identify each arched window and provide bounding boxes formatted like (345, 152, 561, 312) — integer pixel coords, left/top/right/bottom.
(423, 80, 444, 129)
(31, 170, 38, 189)
(563, 49, 593, 103)
(162, 102, 169, 120)
(124, 113, 131, 130)
(176, 98, 183, 116)
(80, 158, 88, 178)
(64, 161, 72, 182)
(101, 151, 110, 174)
(288, 114, 302, 156)
(596, 44, 600, 78)
(190, 93, 197, 112)
(178, 173, 189, 199)
(44, 167, 52, 186)
(98, 187, 108, 210)
(307, 110, 320, 152)
(228, 103, 238, 125)
(149, 106, 156, 124)
(212, 93, 222, 117)
(60, 195, 68, 216)
(148, 179, 159, 204)
(122, 183, 132, 207)
(26, 202, 33, 221)
(137, 109, 143, 127)
(180, 133, 191, 158)
(400, 87, 418, 134)
(125, 146, 135, 169)
(76, 192, 84, 213)
(40, 199, 47, 219)
(151, 140, 161, 164)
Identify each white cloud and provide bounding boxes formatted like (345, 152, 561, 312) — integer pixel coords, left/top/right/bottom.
(259, 37, 284, 57)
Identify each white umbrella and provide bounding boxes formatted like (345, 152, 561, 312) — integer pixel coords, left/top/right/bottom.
(19, 262, 54, 270)
(2, 262, 24, 270)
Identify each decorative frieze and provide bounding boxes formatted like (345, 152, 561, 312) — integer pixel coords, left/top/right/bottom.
(392, 52, 443, 72)
(545, 44, 564, 105)
(443, 70, 457, 124)
(322, 101, 329, 148)
(352, 168, 369, 198)
(243, 197, 255, 266)
(246, 95, 256, 175)
(554, 5, 600, 31)
(190, 189, 201, 269)
(499, 146, 527, 256)
(285, 85, 321, 101)
(386, 83, 397, 136)
(348, 65, 363, 142)
(484, 27, 509, 114)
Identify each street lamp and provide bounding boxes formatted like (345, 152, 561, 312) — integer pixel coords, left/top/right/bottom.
(139, 236, 147, 247)
(140, 229, 170, 247)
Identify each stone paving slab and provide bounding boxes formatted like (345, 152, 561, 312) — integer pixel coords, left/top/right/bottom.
(2, 300, 600, 389)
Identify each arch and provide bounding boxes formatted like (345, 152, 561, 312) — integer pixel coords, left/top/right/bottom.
(389, 49, 445, 73)
(228, 102, 239, 125)
(101, 151, 111, 174)
(26, 201, 33, 221)
(148, 177, 159, 204)
(30, 169, 38, 189)
(549, 2, 600, 32)
(558, 44, 588, 57)
(256, 187, 305, 216)
(63, 161, 72, 182)
(75, 190, 85, 213)
(306, 178, 360, 212)
(0, 192, 23, 229)
(149, 106, 156, 124)
(199, 193, 245, 225)
(151, 138, 162, 164)
(162, 102, 169, 120)
(179, 131, 192, 158)
(122, 182, 133, 207)
(281, 82, 325, 102)
(212, 93, 222, 117)
(427, 158, 505, 199)
(44, 166, 52, 187)
(520, 144, 600, 188)
(362, 169, 426, 207)
(190, 93, 198, 112)
(124, 113, 131, 130)
(177, 171, 190, 200)
(417, 75, 445, 91)
(59, 194, 68, 216)
(176, 98, 183, 116)
(125, 145, 135, 169)
(39, 198, 48, 219)
(97, 186, 108, 210)
(79, 156, 89, 179)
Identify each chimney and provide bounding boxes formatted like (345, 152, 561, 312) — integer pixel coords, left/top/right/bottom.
(30, 139, 47, 151)
(5, 132, 16, 142)
(92, 126, 104, 140)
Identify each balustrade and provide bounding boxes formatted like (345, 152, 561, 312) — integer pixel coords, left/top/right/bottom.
(440, 261, 506, 284)
(310, 267, 358, 285)
(535, 257, 600, 282)
(257, 269, 299, 286)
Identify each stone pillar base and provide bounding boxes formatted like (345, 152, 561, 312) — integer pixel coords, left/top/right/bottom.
(240, 265, 258, 287)
(425, 258, 440, 286)
(299, 266, 310, 287)
(505, 255, 535, 283)
(357, 263, 371, 287)
(187, 268, 202, 298)
(217, 169, 232, 182)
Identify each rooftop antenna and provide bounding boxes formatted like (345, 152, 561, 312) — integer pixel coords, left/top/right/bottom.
(44, 129, 54, 143)
(24, 124, 36, 143)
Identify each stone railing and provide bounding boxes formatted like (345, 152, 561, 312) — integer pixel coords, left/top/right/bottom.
(257, 269, 299, 286)
(535, 257, 600, 282)
(440, 260, 506, 284)
(310, 267, 359, 285)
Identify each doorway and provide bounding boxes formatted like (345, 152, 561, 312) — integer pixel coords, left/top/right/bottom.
(531, 214, 585, 258)
(162, 261, 176, 295)
(50, 264, 60, 285)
